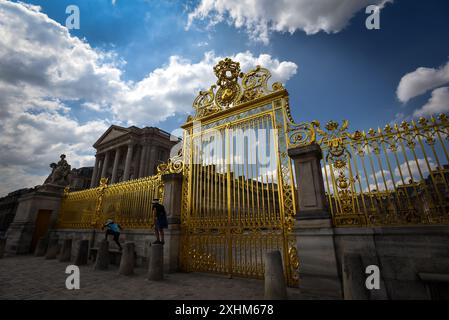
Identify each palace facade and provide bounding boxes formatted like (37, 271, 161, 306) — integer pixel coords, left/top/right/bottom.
(90, 125, 178, 187)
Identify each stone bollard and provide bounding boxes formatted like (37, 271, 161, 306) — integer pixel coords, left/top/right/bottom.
(119, 242, 135, 276)
(148, 244, 164, 281)
(94, 239, 109, 270)
(45, 237, 60, 260)
(264, 250, 287, 300)
(34, 237, 48, 257)
(59, 239, 73, 262)
(0, 237, 6, 258)
(74, 240, 89, 266)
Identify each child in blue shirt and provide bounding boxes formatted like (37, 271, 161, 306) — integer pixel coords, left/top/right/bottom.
(102, 219, 123, 251)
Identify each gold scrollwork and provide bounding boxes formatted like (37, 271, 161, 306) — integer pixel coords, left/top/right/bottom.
(191, 59, 288, 120)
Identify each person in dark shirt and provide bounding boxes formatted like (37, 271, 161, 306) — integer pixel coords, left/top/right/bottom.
(152, 199, 168, 244)
(102, 219, 123, 251)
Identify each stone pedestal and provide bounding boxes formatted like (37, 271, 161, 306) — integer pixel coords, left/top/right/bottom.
(6, 185, 64, 254)
(148, 244, 164, 280)
(59, 239, 72, 262)
(119, 242, 135, 276)
(288, 144, 342, 298)
(75, 240, 89, 266)
(161, 173, 183, 273)
(288, 143, 328, 219)
(94, 239, 109, 270)
(264, 250, 287, 300)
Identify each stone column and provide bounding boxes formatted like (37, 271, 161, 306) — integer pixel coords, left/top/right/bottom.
(100, 152, 110, 179)
(94, 158, 103, 187)
(139, 144, 149, 178)
(288, 143, 342, 298)
(133, 146, 142, 180)
(90, 155, 100, 188)
(123, 144, 134, 181)
(147, 145, 157, 176)
(161, 173, 183, 272)
(111, 148, 122, 184)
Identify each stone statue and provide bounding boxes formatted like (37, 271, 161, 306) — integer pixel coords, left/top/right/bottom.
(44, 154, 72, 186)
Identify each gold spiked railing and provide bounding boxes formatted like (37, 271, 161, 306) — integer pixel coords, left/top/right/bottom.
(305, 114, 449, 227)
(57, 153, 183, 229)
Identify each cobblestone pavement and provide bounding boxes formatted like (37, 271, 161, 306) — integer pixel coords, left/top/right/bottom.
(0, 255, 323, 300)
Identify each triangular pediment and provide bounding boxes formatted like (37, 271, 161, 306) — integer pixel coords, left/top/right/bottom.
(93, 125, 130, 147)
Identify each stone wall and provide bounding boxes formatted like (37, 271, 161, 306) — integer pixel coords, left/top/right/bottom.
(334, 225, 449, 300)
(0, 188, 34, 234)
(52, 225, 180, 272)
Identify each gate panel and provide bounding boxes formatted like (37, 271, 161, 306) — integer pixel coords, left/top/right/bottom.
(179, 58, 301, 286)
(182, 111, 289, 280)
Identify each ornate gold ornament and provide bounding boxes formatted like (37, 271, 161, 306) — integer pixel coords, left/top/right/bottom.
(192, 58, 286, 120)
(313, 114, 449, 227)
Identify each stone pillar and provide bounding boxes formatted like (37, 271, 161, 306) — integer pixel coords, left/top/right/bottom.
(288, 143, 342, 298)
(288, 143, 328, 218)
(139, 144, 149, 178)
(74, 240, 89, 266)
(45, 237, 59, 259)
(59, 238, 72, 262)
(123, 144, 134, 181)
(90, 155, 100, 188)
(264, 250, 287, 300)
(119, 242, 135, 276)
(94, 239, 109, 270)
(132, 146, 142, 180)
(111, 148, 122, 184)
(101, 152, 110, 179)
(161, 173, 183, 272)
(34, 237, 48, 256)
(148, 244, 164, 280)
(147, 145, 157, 176)
(94, 158, 103, 187)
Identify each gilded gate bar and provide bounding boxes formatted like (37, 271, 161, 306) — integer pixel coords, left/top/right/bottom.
(288, 114, 449, 227)
(180, 58, 302, 286)
(57, 155, 183, 229)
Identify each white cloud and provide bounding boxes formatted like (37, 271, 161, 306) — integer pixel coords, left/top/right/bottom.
(397, 61, 449, 103)
(0, 1, 297, 196)
(413, 87, 449, 118)
(394, 158, 437, 182)
(112, 51, 297, 125)
(187, 0, 392, 44)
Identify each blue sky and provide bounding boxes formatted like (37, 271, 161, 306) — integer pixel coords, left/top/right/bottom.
(18, 0, 449, 128)
(1, 0, 449, 195)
